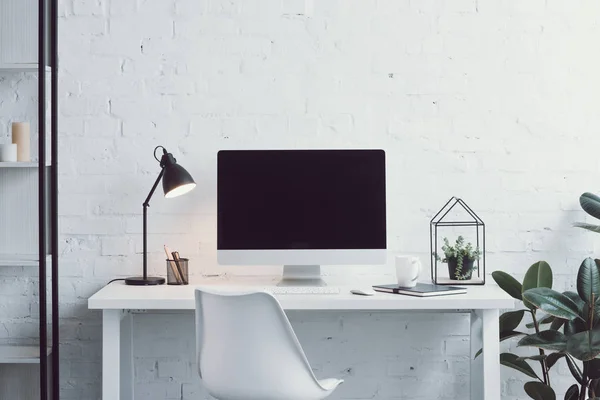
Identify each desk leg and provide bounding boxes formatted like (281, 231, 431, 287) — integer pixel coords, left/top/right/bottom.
(121, 312, 134, 400)
(103, 310, 124, 400)
(470, 309, 500, 400)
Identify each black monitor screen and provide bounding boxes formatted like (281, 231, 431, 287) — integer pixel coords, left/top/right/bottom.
(217, 150, 386, 250)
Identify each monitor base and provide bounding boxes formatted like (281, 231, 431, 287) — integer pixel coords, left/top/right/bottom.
(277, 265, 326, 287)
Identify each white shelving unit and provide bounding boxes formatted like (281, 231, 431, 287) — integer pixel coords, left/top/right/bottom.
(0, 0, 58, 398)
(0, 168, 43, 258)
(0, 254, 51, 267)
(0, 162, 50, 168)
(0, 64, 51, 72)
(0, 0, 47, 67)
(0, 346, 52, 364)
(0, 346, 53, 399)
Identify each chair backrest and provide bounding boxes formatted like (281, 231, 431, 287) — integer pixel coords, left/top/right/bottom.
(195, 288, 321, 400)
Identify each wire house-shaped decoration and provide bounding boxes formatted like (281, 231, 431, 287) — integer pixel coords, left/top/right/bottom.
(430, 197, 485, 285)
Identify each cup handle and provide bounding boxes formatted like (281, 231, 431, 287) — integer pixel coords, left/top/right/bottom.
(410, 258, 421, 282)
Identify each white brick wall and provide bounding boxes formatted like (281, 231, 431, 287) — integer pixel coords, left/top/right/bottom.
(2, 0, 600, 398)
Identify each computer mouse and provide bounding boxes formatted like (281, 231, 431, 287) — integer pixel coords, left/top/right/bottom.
(350, 289, 376, 296)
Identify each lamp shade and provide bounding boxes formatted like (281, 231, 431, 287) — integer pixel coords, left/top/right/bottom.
(163, 163, 196, 198)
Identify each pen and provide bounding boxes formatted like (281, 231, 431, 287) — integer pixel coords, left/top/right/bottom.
(164, 245, 183, 284)
(171, 251, 188, 285)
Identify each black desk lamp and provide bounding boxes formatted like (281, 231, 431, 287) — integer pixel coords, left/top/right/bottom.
(125, 146, 196, 286)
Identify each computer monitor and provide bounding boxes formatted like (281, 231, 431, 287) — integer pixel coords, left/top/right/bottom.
(217, 149, 387, 286)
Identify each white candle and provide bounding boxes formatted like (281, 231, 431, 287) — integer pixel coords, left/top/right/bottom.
(0, 144, 17, 162)
(11, 122, 30, 162)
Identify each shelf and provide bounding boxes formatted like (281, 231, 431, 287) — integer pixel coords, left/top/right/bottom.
(0, 64, 51, 73)
(0, 162, 50, 168)
(0, 254, 51, 267)
(0, 345, 52, 364)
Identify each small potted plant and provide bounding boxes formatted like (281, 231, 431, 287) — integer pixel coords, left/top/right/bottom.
(436, 236, 481, 280)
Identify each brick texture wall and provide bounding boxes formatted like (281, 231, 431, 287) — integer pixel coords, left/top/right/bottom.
(2, 0, 600, 398)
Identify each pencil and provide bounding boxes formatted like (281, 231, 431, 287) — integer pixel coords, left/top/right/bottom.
(164, 245, 182, 284)
(171, 251, 188, 285)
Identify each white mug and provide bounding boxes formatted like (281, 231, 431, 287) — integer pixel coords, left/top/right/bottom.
(0, 144, 17, 162)
(395, 256, 421, 288)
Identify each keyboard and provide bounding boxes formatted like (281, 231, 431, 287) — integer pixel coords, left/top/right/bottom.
(263, 286, 341, 295)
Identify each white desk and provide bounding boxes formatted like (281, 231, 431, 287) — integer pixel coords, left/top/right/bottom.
(88, 277, 513, 400)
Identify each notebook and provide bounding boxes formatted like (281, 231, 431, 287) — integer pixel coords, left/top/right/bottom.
(372, 283, 467, 297)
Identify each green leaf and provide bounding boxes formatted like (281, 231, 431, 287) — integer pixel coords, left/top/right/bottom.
(500, 353, 541, 380)
(524, 381, 556, 400)
(518, 330, 568, 352)
(587, 359, 600, 379)
(594, 295, 600, 327)
(565, 354, 584, 384)
(493, 271, 523, 300)
(590, 378, 600, 398)
(474, 330, 525, 359)
(564, 291, 586, 313)
(566, 328, 600, 361)
(501, 330, 526, 341)
(550, 318, 565, 331)
(523, 262, 553, 309)
(545, 352, 565, 369)
(573, 222, 600, 233)
(577, 258, 600, 305)
(523, 288, 582, 321)
(526, 314, 555, 329)
(500, 310, 525, 332)
(580, 192, 600, 220)
(564, 320, 575, 336)
(564, 384, 578, 400)
(564, 319, 588, 336)
(584, 302, 600, 328)
(516, 354, 547, 362)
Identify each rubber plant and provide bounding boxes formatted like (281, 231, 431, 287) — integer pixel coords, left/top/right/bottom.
(481, 259, 600, 400)
(575, 192, 600, 234)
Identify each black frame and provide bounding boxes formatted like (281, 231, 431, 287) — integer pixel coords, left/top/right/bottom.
(430, 197, 486, 285)
(38, 0, 59, 398)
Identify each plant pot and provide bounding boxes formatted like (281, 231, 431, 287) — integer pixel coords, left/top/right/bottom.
(447, 257, 475, 280)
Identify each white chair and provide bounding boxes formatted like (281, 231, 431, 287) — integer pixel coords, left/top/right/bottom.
(195, 288, 343, 400)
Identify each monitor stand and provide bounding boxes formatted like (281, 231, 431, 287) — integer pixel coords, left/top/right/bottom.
(278, 265, 326, 287)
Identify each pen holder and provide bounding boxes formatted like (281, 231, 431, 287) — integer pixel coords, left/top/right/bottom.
(166, 258, 189, 285)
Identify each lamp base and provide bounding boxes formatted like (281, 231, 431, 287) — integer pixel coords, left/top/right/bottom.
(125, 276, 165, 286)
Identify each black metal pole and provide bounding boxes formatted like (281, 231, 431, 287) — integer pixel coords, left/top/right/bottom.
(50, 0, 59, 396)
(38, 0, 48, 397)
(142, 167, 165, 279)
(143, 168, 166, 207)
(143, 203, 148, 279)
(430, 223, 433, 282)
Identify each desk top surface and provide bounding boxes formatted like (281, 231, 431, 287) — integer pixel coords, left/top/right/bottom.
(88, 276, 514, 311)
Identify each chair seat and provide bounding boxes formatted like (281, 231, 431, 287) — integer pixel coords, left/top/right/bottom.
(206, 378, 344, 400)
(195, 289, 344, 400)
(212, 378, 344, 400)
(318, 378, 344, 391)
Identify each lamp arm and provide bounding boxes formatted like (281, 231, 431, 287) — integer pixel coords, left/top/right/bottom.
(142, 167, 165, 279)
(143, 168, 165, 207)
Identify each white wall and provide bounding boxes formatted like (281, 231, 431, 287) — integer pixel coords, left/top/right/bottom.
(2, 0, 600, 398)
